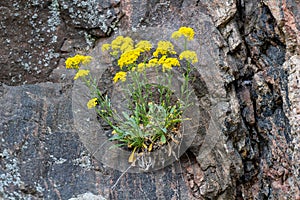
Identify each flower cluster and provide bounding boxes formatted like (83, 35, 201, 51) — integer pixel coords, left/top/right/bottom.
(117, 49, 141, 69)
(65, 55, 92, 69)
(101, 32, 196, 82)
(66, 26, 199, 94)
(179, 50, 198, 64)
(102, 36, 134, 57)
(87, 97, 98, 109)
(153, 41, 176, 57)
(74, 69, 90, 80)
(65, 26, 199, 163)
(135, 40, 152, 52)
(171, 26, 195, 41)
(113, 71, 127, 83)
(158, 56, 180, 72)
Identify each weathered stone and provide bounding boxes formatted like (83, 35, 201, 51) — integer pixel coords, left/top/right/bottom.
(230, 1, 300, 199)
(201, 0, 237, 27)
(282, 55, 300, 198)
(263, 0, 300, 56)
(69, 192, 106, 200)
(0, 0, 122, 86)
(219, 20, 242, 51)
(0, 83, 98, 199)
(1, 0, 300, 199)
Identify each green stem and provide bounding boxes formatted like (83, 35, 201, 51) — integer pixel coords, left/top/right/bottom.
(184, 38, 187, 51)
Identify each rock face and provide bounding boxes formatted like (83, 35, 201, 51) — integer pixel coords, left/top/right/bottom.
(0, 0, 299, 199)
(0, 0, 122, 85)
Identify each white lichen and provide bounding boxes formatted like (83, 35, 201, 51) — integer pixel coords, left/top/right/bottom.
(72, 151, 93, 170)
(47, 0, 61, 32)
(0, 149, 23, 199)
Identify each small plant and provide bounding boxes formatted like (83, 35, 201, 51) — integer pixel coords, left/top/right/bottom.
(66, 27, 198, 163)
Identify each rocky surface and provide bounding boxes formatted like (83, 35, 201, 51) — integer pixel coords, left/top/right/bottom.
(0, 0, 122, 85)
(0, 0, 299, 199)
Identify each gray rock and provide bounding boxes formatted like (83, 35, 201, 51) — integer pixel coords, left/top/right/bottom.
(0, 0, 299, 199)
(69, 192, 106, 200)
(0, 0, 122, 86)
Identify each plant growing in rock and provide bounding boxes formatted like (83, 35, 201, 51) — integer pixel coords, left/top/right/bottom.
(66, 27, 198, 163)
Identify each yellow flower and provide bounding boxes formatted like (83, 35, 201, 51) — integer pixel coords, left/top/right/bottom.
(113, 71, 127, 83)
(110, 36, 124, 56)
(171, 31, 182, 40)
(101, 44, 111, 52)
(110, 36, 134, 55)
(65, 54, 92, 69)
(158, 57, 180, 72)
(179, 50, 198, 63)
(158, 55, 167, 65)
(137, 63, 145, 72)
(120, 37, 134, 53)
(81, 56, 92, 65)
(87, 98, 98, 109)
(123, 37, 134, 46)
(153, 41, 176, 57)
(172, 27, 195, 41)
(118, 49, 141, 68)
(146, 58, 159, 67)
(65, 57, 79, 69)
(111, 45, 120, 52)
(164, 58, 180, 71)
(110, 51, 119, 57)
(135, 40, 152, 52)
(74, 69, 90, 80)
(149, 58, 158, 64)
(120, 42, 134, 53)
(111, 36, 124, 50)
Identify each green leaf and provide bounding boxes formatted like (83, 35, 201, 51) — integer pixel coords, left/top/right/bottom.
(161, 127, 167, 133)
(160, 134, 166, 144)
(109, 143, 126, 149)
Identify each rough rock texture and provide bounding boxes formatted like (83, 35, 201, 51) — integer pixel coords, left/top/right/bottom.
(0, 0, 299, 199)
(0, 0, 122, 85)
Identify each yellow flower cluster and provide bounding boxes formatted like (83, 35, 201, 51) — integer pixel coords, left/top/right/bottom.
(65, 54, 92, 69)
(132, 59, 157, 70)
(74, 69, 90, 80)
(153, 41, 176, 57)
(102, 37, 154, 70)
(119, 37, 134, 53)
(137, 63, 146, 72)
(131, 56, 180, 72)
(102, 36, 134, 57)
(118, 49, 141, 69)
(146, 58, 159, 68)
(101, 44, 110, 52)
(135, 40, 152, 52)
(171, 26, 195, 41)
(113, 71, 127, 83)
(87, 98, 98, 109)
(158, 56, 180, 72)
(179, 50, 198, 64)
(101, 27, 197, 84)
